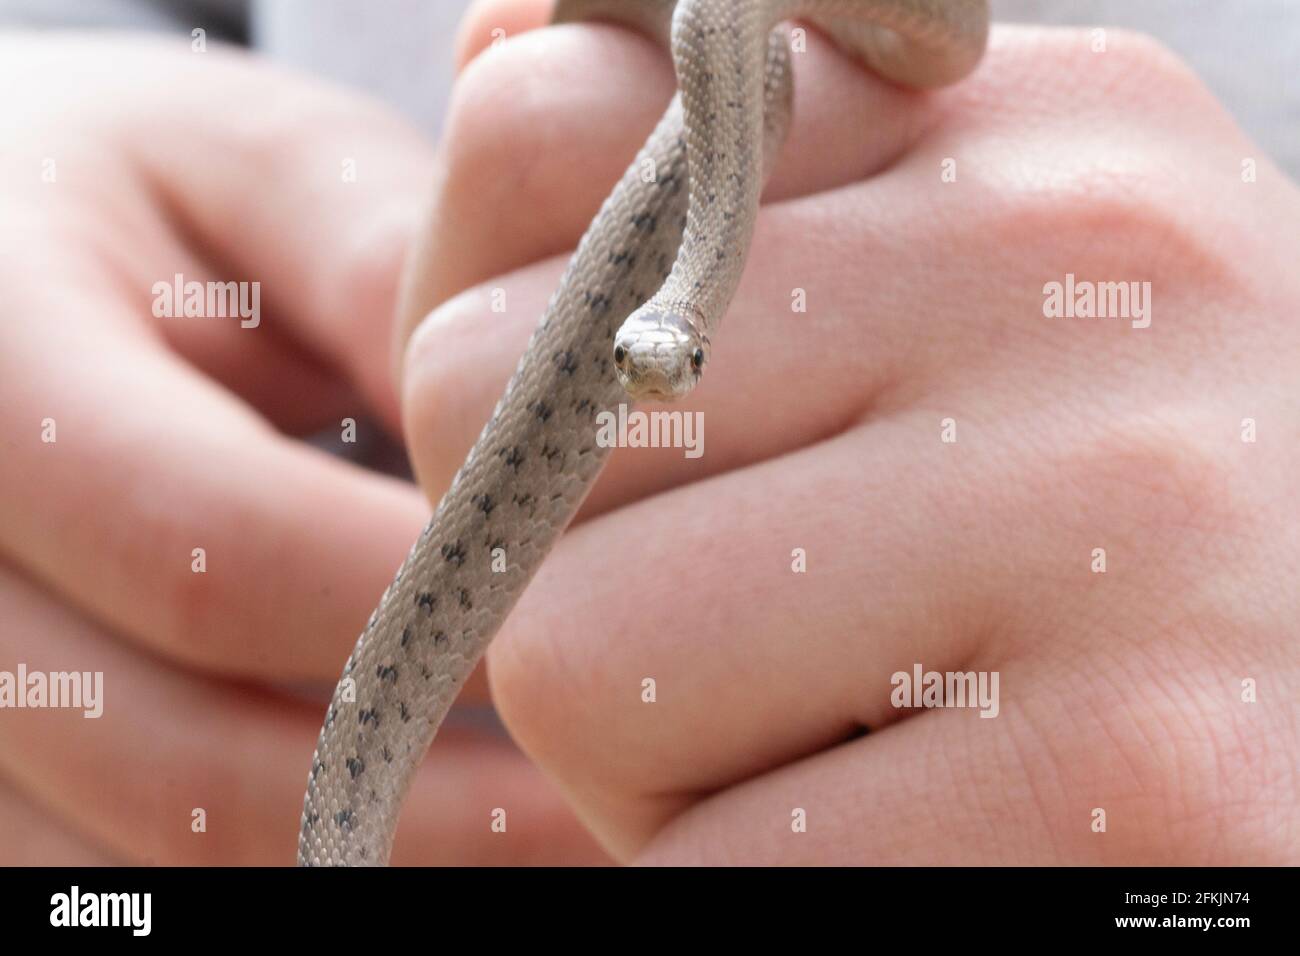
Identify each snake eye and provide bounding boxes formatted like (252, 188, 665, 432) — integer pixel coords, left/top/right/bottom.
(691, 347, 705, 370)
(613, 344, 626, 366)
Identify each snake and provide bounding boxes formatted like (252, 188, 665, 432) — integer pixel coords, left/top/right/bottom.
(298, 0, 989, 866)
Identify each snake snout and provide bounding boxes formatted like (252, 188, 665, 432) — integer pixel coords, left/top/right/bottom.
(613, 307, 707, 401)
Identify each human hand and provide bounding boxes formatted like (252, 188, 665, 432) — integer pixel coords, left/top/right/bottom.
(0, 32, 606, 865)
(395, 2, 1300, 863)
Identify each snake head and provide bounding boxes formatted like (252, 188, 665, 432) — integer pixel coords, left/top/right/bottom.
(612, 306, 709, 401)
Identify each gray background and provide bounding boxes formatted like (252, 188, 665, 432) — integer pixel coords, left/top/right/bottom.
(0, 0, 1296, 177)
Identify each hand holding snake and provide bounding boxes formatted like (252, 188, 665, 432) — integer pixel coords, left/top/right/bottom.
(299, 0, 989, 866)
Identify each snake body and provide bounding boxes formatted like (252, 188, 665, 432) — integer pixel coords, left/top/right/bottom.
(298, 0, 988, 866)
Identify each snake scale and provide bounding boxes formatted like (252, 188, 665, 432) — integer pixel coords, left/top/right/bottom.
(298, 0, 989, 866)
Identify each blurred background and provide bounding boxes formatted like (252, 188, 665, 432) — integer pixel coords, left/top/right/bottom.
(0, 0, 1295, 178)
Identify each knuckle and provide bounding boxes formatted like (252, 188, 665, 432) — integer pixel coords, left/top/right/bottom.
(985, 154, 1249, 312)
(1065, 416, 1236, 546)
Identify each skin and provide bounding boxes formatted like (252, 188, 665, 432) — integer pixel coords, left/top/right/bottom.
(394, 0, 1300, 863)
(3, 5, 1297, 865)
(0, 32, 606, 865)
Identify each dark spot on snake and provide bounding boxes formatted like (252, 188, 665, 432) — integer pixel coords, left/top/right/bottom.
(399, 702, 411, 723)
(473, 493, 496, 516)
(382, 746, 393, 764)
(554, 350, 579, 375)
(441, 541, 467, 566)
(358, 708, 380, 728)
(502, 446, 525, 471)
(434, 631, 449, 649)
(334, 809, 355, 831)
(400, 625, 413, 648)
(416, 592, 436, 613)
(528, 399, 553, 422)
(458, 588, 473, 610)
(376, 664, 398, 684)
(346, 756, 365, 780)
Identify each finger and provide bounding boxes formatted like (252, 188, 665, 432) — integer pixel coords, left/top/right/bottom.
(0, 204, 479, 689)
(395, 721, 613, 866)
(0, 294, 435, 682)
(393, 6, 954, 358)
(0, 564, 607, 865)
(640, 704, 1072, 865)
(483, 390, 1267, 856)
(634, 643, 1290, 865)
(400, 23, 1247, 519)
(484, 418, 1019, 856)
(400, 168, 943, 516)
